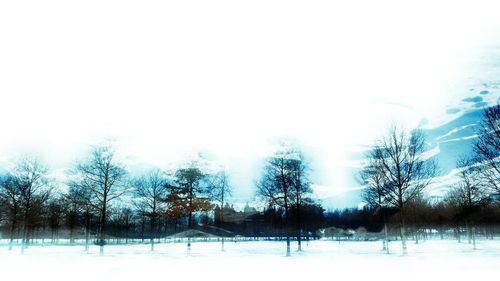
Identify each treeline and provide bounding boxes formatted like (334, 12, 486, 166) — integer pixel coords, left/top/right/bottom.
(357, 104, 500, 254)
(0, 105, 499, 256)
(323, 199, 500, 242)
(0, 147, 233, 254)
(0, 143, 323, 255)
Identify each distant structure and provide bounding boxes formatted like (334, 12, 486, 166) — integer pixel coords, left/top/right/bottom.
(214, 203, 260, 224)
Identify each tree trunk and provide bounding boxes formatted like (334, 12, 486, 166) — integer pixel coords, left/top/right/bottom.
(383, 212, 389, 254)
(150, 214, 156, 251)
(70, 227, 74, 244)
(285, 209, 290, 257)
(99, 202, 106, 255)
(472, 222, 476, 250)
(141, 218, 145, 243)
(186, 184, 193, 253)
(221, 196, 225, 252)
(188, 210, 193, 228)
(284, 198, 290, 257)
(296, 198, 302, 252)
(21, 199, 31, 254)
(8, 219, 16, 251)
(85, 213, 91, 253)
(400, 214, 407, 255)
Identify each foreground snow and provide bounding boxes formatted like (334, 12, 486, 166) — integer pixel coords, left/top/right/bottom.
(1, 239, 499, 281)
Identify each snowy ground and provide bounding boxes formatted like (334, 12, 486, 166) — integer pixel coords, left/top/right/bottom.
(1, 239, 499, 281)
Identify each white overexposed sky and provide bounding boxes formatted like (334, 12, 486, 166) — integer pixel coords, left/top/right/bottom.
(1, 0, 500, 206)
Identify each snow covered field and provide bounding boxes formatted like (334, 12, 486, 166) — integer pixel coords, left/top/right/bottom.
(1, 239, 499, 281)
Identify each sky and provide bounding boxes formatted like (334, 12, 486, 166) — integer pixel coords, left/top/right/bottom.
(1, 1, 500, 208)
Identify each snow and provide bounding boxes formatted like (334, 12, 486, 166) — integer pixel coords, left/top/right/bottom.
(1, 239, 498, 281)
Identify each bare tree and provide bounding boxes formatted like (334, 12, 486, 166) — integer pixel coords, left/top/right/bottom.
(257, 149, 295, 257)
(359, 157, 390, 254)
(11, 156, 52, 253)
(406, 194, 430, 244)
(131, 169, 169, 251)
(0, 174, 22, 250)
(446, 156, 486, 249)
(134, 203, 149, 243)
(473, 104, 500, 193)
(72, 145, 127, 255)
(210, 170, 232, 251)
(288, 150, 313, 252)
(62, 184, 88, 244)
(65, 182, 94, 252)
(46, 196, 63, 244)
(371, 126, 437, 255)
